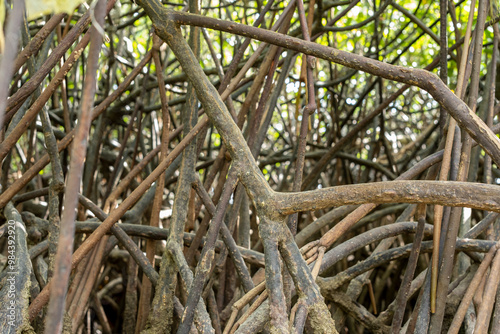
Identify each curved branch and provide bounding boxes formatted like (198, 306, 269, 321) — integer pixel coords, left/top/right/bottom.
(155, 7, 500, 166)
(276, 181, 500, 214)
(136, 0, 275, 210)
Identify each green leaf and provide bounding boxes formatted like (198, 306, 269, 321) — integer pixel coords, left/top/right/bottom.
(26, 0, 84, 20)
